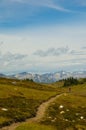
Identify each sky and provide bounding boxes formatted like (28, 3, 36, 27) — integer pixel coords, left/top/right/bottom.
(0, 0, 86, 74)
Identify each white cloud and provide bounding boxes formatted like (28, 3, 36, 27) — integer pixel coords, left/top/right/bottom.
(0, 41, 4, 46)
(0, 24, 86, 73)
(0, 0, 71, 12)
(0, 52, 27, 68)
(34, 47, 70, 57)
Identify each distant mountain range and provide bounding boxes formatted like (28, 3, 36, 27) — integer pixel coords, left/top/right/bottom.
(0, 70, 86, 83)
(0, 73, 6, 77)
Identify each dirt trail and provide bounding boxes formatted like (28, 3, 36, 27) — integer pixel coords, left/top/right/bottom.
(1, 94, 63, 130)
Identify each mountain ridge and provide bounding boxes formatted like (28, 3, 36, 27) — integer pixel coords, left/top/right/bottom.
(0, 70, 86, 83)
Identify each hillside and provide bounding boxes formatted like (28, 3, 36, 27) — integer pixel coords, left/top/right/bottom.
(0, 77, 59, 128)
(0, 77, 86, 130)
(41, 81, 86, 130)
(16, 79, 86, 130)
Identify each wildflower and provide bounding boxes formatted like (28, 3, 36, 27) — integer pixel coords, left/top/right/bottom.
(59, 105, 64, 109)
(1, 108, 8, 111)
(80, 116, 84, 119)
(60, 111, 65, 114)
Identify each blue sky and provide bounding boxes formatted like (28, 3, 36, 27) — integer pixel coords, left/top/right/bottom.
(0, 0, 86, 74)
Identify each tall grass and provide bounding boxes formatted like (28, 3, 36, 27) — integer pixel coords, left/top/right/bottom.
(16, 123, 56, 130)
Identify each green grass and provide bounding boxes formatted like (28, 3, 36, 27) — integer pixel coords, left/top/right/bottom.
(41, 83, 86, 130)
(0, 78, 58, 128)
(16, 123, 56, 130)
(1, 77, 86, 130)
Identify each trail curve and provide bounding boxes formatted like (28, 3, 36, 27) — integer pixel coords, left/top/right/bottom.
(1, 93, 63, 130)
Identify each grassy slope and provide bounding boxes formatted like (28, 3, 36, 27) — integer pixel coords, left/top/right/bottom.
(0, 78, 59, 128)
(16, 80, 86, 130)
(41, 83, 86, 130)
(1, 78, 86, 130)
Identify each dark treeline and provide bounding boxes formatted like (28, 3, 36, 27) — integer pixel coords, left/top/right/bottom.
(63, 77, 78, 87)
(62, 77, 86, 87)
(63, 77, 79, 87)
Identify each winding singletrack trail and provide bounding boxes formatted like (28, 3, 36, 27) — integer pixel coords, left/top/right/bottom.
(1, 93, 63, 130)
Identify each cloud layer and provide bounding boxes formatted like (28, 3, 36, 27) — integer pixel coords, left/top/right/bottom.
(0, 51, 27, 67)
(0, 1, 86, 73)
(34, 47, 70, 57)
(34, 46, 86, 57)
